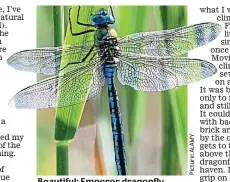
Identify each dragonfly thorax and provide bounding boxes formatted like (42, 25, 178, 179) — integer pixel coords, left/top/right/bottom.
(95, 27, 121, 65)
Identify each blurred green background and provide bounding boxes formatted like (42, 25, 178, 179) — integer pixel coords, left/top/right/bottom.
(36, 6, 187, 175)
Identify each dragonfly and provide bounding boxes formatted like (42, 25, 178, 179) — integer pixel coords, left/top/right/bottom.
(7, 6, 221, 175)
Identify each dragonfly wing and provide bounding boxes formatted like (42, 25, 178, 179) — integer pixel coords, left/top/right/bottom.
(9, 59, 105, 109)
(119, 22, 221, 56)
(117, 53, 217, 91)
(7, 41, 97, 75)
(87, 66, 105, 100)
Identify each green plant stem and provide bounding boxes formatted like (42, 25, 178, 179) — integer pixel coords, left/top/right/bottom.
(53, 6, 63, 46)
(56, 143, 69, 175)
(52, 6, 68, 175)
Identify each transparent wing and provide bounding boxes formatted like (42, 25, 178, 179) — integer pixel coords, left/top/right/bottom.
(9, 59, 105, 109)
(119, 22, 221, 56)
(117, 53, 217, 91)
(87, 66, 105, 99)
(7, 41, 98, 75)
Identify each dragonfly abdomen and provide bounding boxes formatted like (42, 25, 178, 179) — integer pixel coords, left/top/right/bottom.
(104, 65, 128, 175)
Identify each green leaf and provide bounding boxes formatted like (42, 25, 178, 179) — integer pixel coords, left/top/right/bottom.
(54, 6, 109, 175)
(54, 5, 109, 141)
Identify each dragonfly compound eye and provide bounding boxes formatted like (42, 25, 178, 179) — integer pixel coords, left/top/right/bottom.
(92, 15, 106, 25)
(97, 8, 108, 15)
(92, 8, 114, 25)
(105, 14, 115, 24)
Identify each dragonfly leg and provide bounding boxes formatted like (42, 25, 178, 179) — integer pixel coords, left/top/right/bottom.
(110, 6, 115, 23)
(60, 45, 95, 72)
(69, 8, 95, 36)
(76, 6, 95, 27)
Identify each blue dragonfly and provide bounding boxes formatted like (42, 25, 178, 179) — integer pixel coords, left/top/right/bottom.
(7, 6, 221, 175)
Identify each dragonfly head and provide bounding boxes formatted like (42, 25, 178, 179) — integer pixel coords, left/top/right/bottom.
(92, 8, 115, 26)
